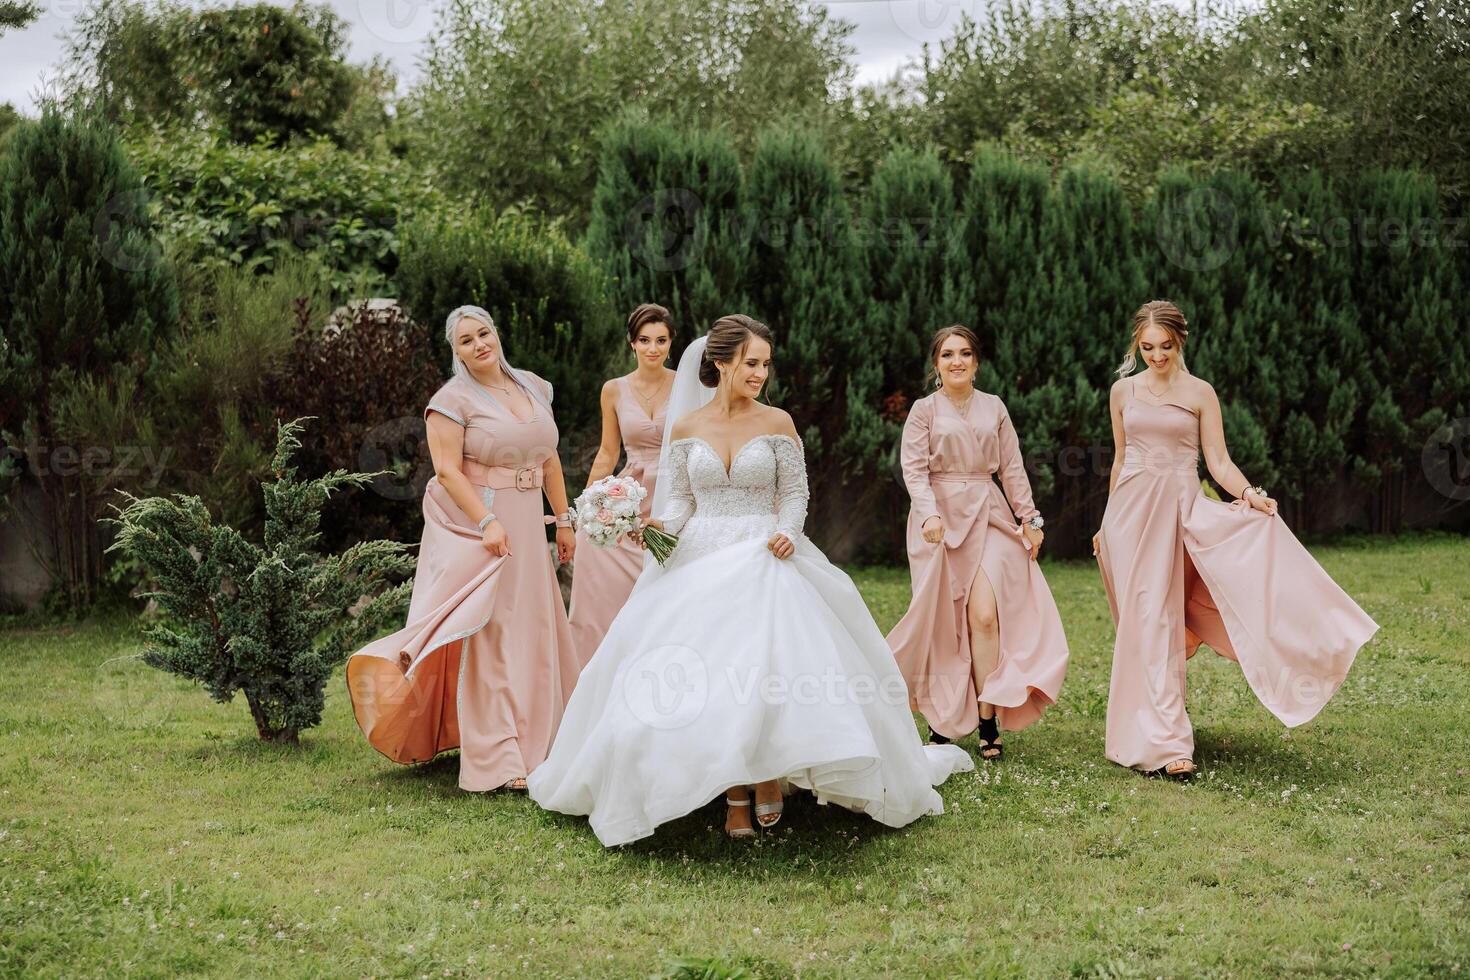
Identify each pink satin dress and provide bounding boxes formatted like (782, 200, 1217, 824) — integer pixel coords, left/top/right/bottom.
(567, 377, 667, 663)
(1096, 378, 1380, 772)
(886, 391, 1069, 738)
(345, 374, 583, 791)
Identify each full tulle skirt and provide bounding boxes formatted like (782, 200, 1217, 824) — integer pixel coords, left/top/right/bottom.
(527, 525, 974, 847)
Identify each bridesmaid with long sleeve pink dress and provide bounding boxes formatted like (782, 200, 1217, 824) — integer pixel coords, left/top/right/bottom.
(346, 305, 583, 792)
(567, 304, 674, 663)
(1094, 301, 1379, 780)
(887, 326, 1069, 759)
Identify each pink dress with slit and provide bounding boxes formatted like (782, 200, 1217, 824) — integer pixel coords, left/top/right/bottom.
(1096, 378, 1379, 771)
(885, 391, 1070, 738)
(345, 373, 582, 790)
(567, 377, 667, 663)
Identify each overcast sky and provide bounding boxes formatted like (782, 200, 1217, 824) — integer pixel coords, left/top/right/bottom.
(0, 0, 985, 112)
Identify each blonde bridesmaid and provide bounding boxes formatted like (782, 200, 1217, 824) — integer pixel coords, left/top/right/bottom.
(887, 326, 1069, 759)
(567, 303, 675, 663)
(346, 305, 582, 792)
(1094, 300, 1379, 780)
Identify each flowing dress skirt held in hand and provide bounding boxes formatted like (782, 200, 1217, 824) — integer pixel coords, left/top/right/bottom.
(346, 376, 582, 791)
(1096, 393, 1379, 772)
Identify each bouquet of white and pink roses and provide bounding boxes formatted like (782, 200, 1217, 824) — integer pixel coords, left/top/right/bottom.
(571, 475, 679, 564)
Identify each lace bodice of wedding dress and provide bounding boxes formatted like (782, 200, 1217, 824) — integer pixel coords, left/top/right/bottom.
(657, 433, 808, 566)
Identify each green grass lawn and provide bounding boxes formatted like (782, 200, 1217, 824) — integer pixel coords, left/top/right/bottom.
(2, 533, 1467, 977)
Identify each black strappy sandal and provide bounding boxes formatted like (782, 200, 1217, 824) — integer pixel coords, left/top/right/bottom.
(927, 728, 951, 745)
(977, 715, 1003, 761)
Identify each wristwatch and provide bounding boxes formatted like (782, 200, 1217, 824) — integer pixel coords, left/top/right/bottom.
(1026, 515, 1045, 531)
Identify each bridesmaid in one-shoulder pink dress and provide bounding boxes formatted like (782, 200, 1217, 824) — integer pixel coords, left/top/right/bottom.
(567, 304, 675, 662)
(346, 305, 583, 792)
(887, 326, 1069, 757)
(1094, 301, 1379, 779)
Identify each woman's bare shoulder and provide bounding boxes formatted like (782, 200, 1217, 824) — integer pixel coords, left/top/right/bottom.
(753, 404, 798, 439)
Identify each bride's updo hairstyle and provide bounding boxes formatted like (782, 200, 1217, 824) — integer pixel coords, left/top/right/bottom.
(699, 314, 773, 388)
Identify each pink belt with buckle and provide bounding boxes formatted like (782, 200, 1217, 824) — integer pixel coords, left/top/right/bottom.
(460, 458, 544, 490)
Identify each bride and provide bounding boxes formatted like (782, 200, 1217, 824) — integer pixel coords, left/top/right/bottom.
(527, 314, 973, 846)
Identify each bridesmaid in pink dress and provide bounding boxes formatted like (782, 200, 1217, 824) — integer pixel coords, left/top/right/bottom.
(887, 325, 1069, 759)
(346, 305, 583, 792)
(567, 303, 674, 662)
(1094, 301, 1379, 780)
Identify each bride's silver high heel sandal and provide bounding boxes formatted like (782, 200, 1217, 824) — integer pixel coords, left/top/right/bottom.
(753, 785, 783, 828)
(725, 797, 756, 839)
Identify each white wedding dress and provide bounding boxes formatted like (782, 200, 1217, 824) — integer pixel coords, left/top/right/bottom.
(527, 340, 973, 848)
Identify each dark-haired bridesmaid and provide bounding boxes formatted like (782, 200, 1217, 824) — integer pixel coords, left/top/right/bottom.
(1095, 300, 1379, 780)
(566, 303, 675, 663)
(887, 326, 1069, 759)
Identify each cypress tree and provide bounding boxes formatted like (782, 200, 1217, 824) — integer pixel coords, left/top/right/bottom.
(741, 126, 867, 550)
(584, 114, 748, 348)
(1270, 171, 1365, 529)
(949, 143, 1050, 374)
(1349, 169, 1464, 531)
(0, 111, 179, 609)
(742, 127, 863, 454)
(853, 145, 960, 471)
(1035, 163, 1146, 550)
(1144, 170, 1280, 503)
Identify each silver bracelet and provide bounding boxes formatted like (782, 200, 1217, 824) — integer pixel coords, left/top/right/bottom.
(554, 511, 573, 528)
(477, 512, 497, 530)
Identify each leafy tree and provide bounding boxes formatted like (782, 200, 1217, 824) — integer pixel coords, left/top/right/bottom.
(270, 299, 446, 551)
(123, 125, 441, 296)
(1247, 0, 1470, 200)
(61, 0, 378, 146)
(106, 418, 414, 743)
(189, 2, 354, 144)
(408, 0, 855, 223)
(394, 211, 619, 452)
